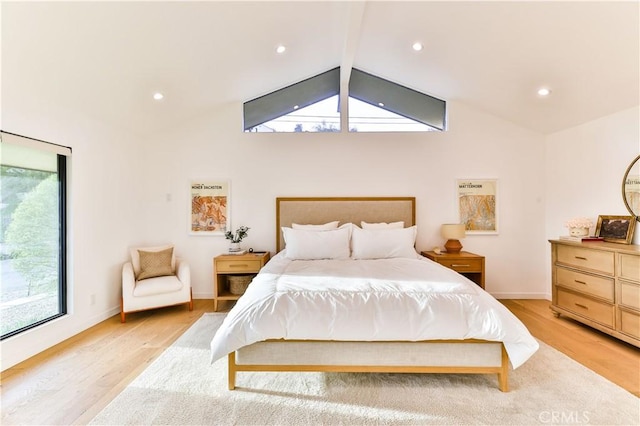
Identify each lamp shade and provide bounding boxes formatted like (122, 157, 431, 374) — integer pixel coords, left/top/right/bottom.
(441, 224, 465, 240)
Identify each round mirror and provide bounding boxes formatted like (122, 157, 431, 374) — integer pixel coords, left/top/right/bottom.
(622, 154, 640, 221)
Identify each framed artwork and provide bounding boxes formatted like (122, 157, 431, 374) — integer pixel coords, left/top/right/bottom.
(189, 181, 230, 235)
(595, 215, 635, 244)
(457, 179, 498, 234)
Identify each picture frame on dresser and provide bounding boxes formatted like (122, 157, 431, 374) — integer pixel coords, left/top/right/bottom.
(595, 215, 636, 244)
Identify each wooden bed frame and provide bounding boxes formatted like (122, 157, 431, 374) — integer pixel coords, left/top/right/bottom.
(228, 197, 510, 391)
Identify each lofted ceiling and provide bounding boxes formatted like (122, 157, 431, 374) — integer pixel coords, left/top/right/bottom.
(2, 1, 639, 137)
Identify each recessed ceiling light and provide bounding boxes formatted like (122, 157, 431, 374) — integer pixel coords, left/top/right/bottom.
(276, 45, 286, 54)
(378, 102, 385, 107)
(412, 42, 423, 51)
(537, 88, 551, 97)
(153, 92, 164, 100)
(293, 105, 299, 110)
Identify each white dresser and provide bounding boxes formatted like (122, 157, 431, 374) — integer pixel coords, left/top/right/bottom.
(550, 239, 640, 347)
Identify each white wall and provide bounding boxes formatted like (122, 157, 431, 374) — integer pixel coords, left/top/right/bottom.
(0, 106, 145, 370)
(142, 100, 547, 301)
(15, 98, 635, 370)
(545, 106, 640, 294)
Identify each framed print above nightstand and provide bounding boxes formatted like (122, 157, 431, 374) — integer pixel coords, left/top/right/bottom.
(457, 179, 498, 235)
(190, 181, 230, 236)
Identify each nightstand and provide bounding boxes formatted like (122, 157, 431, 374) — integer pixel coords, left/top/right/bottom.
(213, 252, 270, 311)
(421, 250, 485, 289)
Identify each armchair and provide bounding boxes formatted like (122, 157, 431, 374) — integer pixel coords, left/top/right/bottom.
(121, 245, 193, 322)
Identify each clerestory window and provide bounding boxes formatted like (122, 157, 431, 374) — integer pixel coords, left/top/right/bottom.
(243, 67, 446, 133)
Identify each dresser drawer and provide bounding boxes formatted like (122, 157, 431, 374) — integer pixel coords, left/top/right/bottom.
(556, 245, 614, 275)
(619, 308, 640, 340)
(556, 288, 614, 328)
(216, 259, 263, 273)
(437, 258, 483, 273)
(555, 267, 614, 302)
(619, 254, 640, 283)
(619, 280, 640, 310)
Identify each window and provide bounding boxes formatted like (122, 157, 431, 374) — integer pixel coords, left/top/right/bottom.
(248, 95, 341, 132)
(0, 132, 69, 339)
(244, 68, 340, 132)
(348, 69, 445, 132)
(243, 67, 445, 133)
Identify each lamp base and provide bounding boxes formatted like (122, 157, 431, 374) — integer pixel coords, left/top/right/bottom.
(444, 239, 463, 254)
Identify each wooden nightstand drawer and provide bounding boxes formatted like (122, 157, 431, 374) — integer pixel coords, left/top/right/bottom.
(556, 267, 614, 302)
(556, 245, 614, 275)
(216, 259, 262, 273)
(213, 252, 270, 312)
(421, 251, 485, 289)
(557, 288, 614, 328)
(436, 258, 483, 273)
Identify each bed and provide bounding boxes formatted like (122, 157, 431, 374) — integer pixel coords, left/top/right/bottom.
(210, 197, 538, 392)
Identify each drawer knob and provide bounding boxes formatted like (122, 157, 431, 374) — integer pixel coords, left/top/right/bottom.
(230, 264, 249, 268)
(574, 303, 589, 310)
(574, 280, 587, 285)
(574, 256, 588, 260)
(451, 264, 471, 267)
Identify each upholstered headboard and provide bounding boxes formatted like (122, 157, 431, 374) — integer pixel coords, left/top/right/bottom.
(276, 197, 416, 252)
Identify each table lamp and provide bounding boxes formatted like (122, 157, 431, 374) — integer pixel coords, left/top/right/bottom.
(441, 223, 465, 253)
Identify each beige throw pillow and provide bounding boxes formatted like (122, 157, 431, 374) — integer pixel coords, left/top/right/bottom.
(137, 247, 174, 280)
(130, 244, 176, 277)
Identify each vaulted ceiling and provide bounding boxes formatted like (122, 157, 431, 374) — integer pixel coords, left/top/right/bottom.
(2, 1, 638, 137)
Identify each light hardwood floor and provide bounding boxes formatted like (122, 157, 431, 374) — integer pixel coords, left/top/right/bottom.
(1, 299, 638, 425)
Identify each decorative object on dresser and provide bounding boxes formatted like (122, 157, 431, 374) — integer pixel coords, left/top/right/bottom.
(440, 223, 465, 253)
(421, 250, 485, 289)
(622, 154, 640, 220)
(559, 235, 604, 243)
(213, 252, 269, 311)
(549, 239, 640, 347)
(564, 217, 594, 237)
(594, 215, 636, 244)
(190, 181, 230, 235)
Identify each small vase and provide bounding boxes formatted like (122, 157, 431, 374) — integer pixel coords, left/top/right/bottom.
(229, 242, 242, 253)
(569, 227, 589, 237)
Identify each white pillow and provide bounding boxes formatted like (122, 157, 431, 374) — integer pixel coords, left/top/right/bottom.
(351, 226, 418, 259)
(361, 221, 405, 230)
(283, 226, 350, 260)
(292, 221, 340, 230)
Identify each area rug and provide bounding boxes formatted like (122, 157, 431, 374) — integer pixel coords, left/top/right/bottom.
(90, 313, 639, 425)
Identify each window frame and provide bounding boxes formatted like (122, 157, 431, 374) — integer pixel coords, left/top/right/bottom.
(243, 67, 446, 133)
(0, 131, 69, 340)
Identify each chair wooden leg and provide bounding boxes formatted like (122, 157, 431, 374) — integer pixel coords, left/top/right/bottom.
(188, 288, 193, 311)
(120, 298, 126, 323)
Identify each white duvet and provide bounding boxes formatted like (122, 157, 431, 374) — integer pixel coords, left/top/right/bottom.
(210, 251, 539, 368)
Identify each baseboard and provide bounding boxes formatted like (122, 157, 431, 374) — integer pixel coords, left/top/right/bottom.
(193, 292, 214, 299)
(492, 292, 550, 300)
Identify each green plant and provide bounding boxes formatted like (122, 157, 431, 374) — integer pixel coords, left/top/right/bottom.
(224, 226, 250, 243)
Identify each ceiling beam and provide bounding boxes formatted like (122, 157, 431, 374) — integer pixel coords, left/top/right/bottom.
(339, 1, 366, 129)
